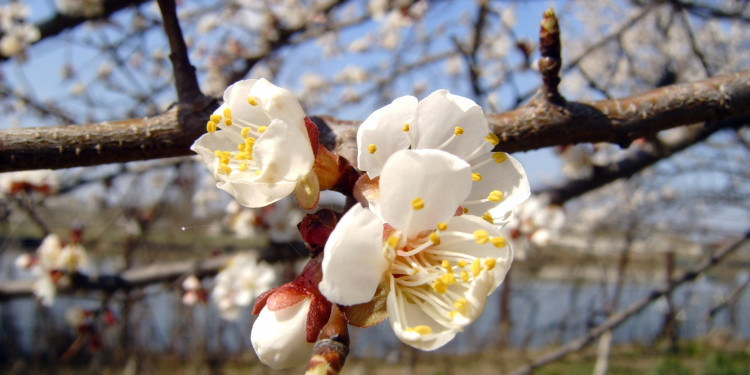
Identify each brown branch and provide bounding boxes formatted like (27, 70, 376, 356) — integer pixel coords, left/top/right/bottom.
(507, 229, 750, 375)
(0, 254, 232, 300)
(306, 304, 349, 375)
(539, 114, 750, 205)
(490, 70, 750, 152)
(0, 101, 217, 172)
(157, 0, 203, 103)
(539, 8, 564, 105)
(0, 71, 748, 172)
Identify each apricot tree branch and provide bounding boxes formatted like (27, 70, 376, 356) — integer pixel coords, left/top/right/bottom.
(0, 71, 748, 172)
(157, 0, 203, 103)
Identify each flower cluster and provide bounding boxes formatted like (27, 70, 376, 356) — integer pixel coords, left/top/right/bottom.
(0, 3, 40, 58)
(15, 232, 89, 306)
(191, 79, 529, 368)
(212, 253, 275, 320)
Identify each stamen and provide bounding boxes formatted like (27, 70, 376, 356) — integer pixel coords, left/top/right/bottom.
(454, 126, 464, 135)
(238, 143, 246, 152)
(234, 152, 251, 160)
(248, 97, 258, 106)
(402, 123, 410, 131)
(457, 260, 467, 268)
(411, 197, 424, 210)
(210, 114, 222, 123)
(485, 258, 497, 270)
(223, 108, 232, 119)
(239, 162, 248, 172)
(257, 126, 267, 133)
(463, 207, 469, 214)
(441, 260, 451, 270)
(461, 270, 470, 282)
(440, 273, 457, 285)
(388, 235, 399, 248)
(492, 152, 508, 163)
(241, 127, 251, 138)
(225, 119, 233, 126)
(407, 325, 433, 335)
(430, 232, 440, 245)
(490, 237, 506, 248)
(218, 163, 232, 175)
(488, 190, 503, 202)
(472, 172, 482, 181)
(471, 258, 481, 277)
(453, 298, 468, 314)
(206, 121, 217, 133)
(473, 230, 489, 244)
(482, 212, 494, 224)
(437, 222, 447, 231)
(485, 132, 499, 146)
(368, 144, 377, 154)
(432, 278, 447, 294)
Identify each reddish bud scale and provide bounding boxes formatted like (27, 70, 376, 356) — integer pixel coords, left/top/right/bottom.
(252, 256, 332, 343)
(299, 209, 341, 256)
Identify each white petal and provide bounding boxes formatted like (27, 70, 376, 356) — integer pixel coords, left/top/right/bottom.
(222, 81, 272, 128)
(379, 149, 471, 238)
(356, 96, 417, 177)
(468, 153, 530, 221)
(251, 299, 314, 369)
(320, 205, 388, 305)
(386, 279, 459, 351)
(250, 78, 307, 129)
(254, 119, 315, 183)
(412, 90, 489, 160)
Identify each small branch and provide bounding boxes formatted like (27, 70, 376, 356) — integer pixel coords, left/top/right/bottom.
(538, 8, 564, 105)
(539, 114, 750, 205)
(306, 304, 350, 375)
(507, 230, 750, 375)
(704, 275, 750, 320)
(157, 0, 203, 103)
(0, 255, 232, 300)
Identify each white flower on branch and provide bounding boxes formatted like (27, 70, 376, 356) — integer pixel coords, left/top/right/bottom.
(319, 90, 529, 350)
(191, 79, 316, 208)
(251, 296, 314, 368)
(55, 0, 104, 18)
(212, 253, 276, 320)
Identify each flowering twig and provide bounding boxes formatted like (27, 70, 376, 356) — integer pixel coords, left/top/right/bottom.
(306, 304, 349, 375)
(156, 0, 203, 104)
(538, 8, 564, 105)
(539, 114, 750, 205)
(507, 229, 750, 375)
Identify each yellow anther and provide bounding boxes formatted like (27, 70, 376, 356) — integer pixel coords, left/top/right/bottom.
(407, 325, 433, 335)
(219, 156, 230, 165)
(402, 123, 410, 131)
(482, 212, 494, 224)
(440, 272, 457, 285)
(474, 230, 490, 244)
(257, 126, 267, 133)
(248, 96, 258, 106)
(463, 207, 469, 214)
(223, 107, 231, 119)
(453, 298, 468, 314)
(430, 232, 440, 245)
(454, 126, 464, 135)
(471, 258, 481, 277)
(472, 172, 482, 181)
(206, 121, 217, 133)
(241, 127, 251, 138)
(210, 114, 222, 123)
(432, 278, 447, 294)
(239, 162, 248, 172)
(461, 270, 470, 282)
(245, 138, 256, 148)
(238, 143, 246, 152)
(255, 170, 261, 175)
(225, 119, 233, 126)
(485, 258, 497, 270)
(367, 144, 377, 154)
(441, 260, 451, 270)
(457, 260, 468, 268)
(218, 163, 232, 175)
(490, 237, 506, 248)
(387, 235, 399, 248)
(214, 150, 222, 157)
(448, 310, 458, 318)
(488, 190, 504, 202)
(234, 152, 251, 160)
(437, 222, 447, 231)
(485, 132, 499, 145)
(492, 152, 508, 163)
(217, 151, 231, 158)
(411, 197, 424, 210)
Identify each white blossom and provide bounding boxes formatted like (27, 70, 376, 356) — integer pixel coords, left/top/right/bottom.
(211, 253, 275, 320)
